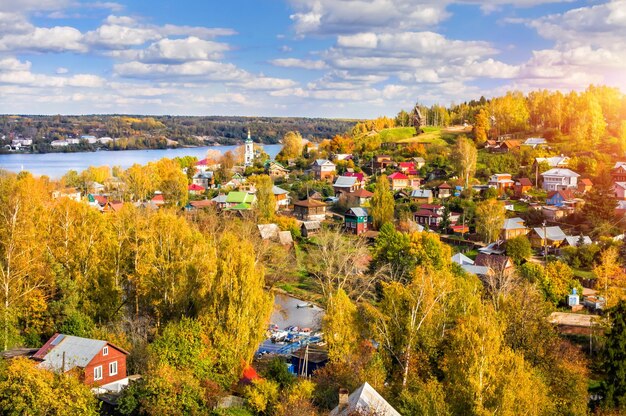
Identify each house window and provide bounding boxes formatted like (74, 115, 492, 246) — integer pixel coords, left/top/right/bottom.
(94, 365, 103, 381)
(109, 361, 118, 376)
(103, 346, 108, 356)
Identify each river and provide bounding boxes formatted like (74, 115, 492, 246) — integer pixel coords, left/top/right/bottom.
(257, 293, 325, 356)
(0, 144, 282, 178)
(271, 293, 325, 331)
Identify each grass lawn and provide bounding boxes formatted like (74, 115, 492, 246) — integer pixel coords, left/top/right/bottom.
(573, 268, 595, 280)
(513, 201, 529, 213)
(378, 127, 417, 142)
(371, 125, 471, 148)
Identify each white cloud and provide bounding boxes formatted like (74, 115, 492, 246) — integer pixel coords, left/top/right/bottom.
(85, 23, 159, 48)
(112, 37, 230, 63)
(289, 0, 450, 35)
(0, 26, 85, 52)
(271, 58, 327, 69)
(505, 0, 626, 92)
(66, 74, 105, 88)
(113, 60, 248, 81)
(85, 2, 125, 12)
(192, 93, 248, 105)
(0, 0, 70, 12)
(83, 15, 236, 50)
(0, 12, 33, 35)
(0, 57, 32, 72)
(0, 58, 105, 88)
(235, 77, 298, 90)
(56, 67, 69, 74)
(337, 33, 379, 49)
(287, 0, 570, 36)
(159, 24, 236, 38)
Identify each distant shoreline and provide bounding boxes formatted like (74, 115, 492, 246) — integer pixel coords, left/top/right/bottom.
(0, 140, 281, 156)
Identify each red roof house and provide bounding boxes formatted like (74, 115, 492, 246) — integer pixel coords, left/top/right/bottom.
(33, 333, 129, 387)
(515, 177, 533, 197)
(437, 182, 452, 198)
(343, 172, 365, 183)
(93, 195, 108, 206)
(151, 193, 165, 205)
(388, 172, 409, 191)
(578, 178, 593, 193)
(102, 201, 124, 213)
(188, 184, 205, 195)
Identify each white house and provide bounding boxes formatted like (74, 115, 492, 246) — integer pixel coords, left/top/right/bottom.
(12, 138, 32, 146)
(330, 382, 400, 416)
(52, 188, 82, 202)
(535, 155, 570, 168)
(81, 135, 98, 144)
(523, 138, 548, 148)
(541, 168, 580, 191)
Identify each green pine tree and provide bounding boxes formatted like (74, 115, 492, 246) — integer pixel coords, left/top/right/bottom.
(602, 301, 626, 409)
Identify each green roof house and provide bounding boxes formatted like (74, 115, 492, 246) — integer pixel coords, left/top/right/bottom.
(225, 191, 256, 210)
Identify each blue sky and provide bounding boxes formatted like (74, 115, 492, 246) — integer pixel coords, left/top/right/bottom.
(0, 0, 624, 118)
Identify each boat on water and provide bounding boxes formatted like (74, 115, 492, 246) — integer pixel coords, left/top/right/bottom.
(296, 302, 313, 308)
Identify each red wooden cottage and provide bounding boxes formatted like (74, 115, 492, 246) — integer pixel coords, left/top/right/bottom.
(33, 333, 129, 387)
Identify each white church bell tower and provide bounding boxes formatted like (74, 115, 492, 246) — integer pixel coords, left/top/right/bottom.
(244, 129, 254, 167)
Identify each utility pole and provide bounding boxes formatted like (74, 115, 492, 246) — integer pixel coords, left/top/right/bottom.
(535, 161, 539, 188)
(542, 220, 548, 266)
(300, 343, 309, 378)
(462, 211, 466, 240)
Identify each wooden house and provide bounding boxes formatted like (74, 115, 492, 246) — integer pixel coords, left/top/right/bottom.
(333, 175, 360, 195)
(578, 178, 593, 193)
(514, 178, 533, 197)
(500, 217, 528, 240)
(300, 221, 321, 237)
(344, 207, 370, 235)
(531, 226, 567, 249)
(612, 162, 626, 183)
(273, 185, 291, 209)
(546, 189, 575, 207)
(474, 253, 515, 275)
(33, 333, 128, 387)
(293, 199, 327, 221)
(488, 174, 515, 194)
(312, 159, 336, 181)
(267, 161, 289, 178)
(410, 189, 433, 204)
(343, 188, 374, 207)
(373, 155, 394, 171)
(437, 182, 452, 198)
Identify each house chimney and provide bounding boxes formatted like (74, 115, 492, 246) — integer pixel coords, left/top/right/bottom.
(338, 387, 349, 412)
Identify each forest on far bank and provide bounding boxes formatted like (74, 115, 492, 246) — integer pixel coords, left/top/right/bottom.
(0, 115, 358, 152)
